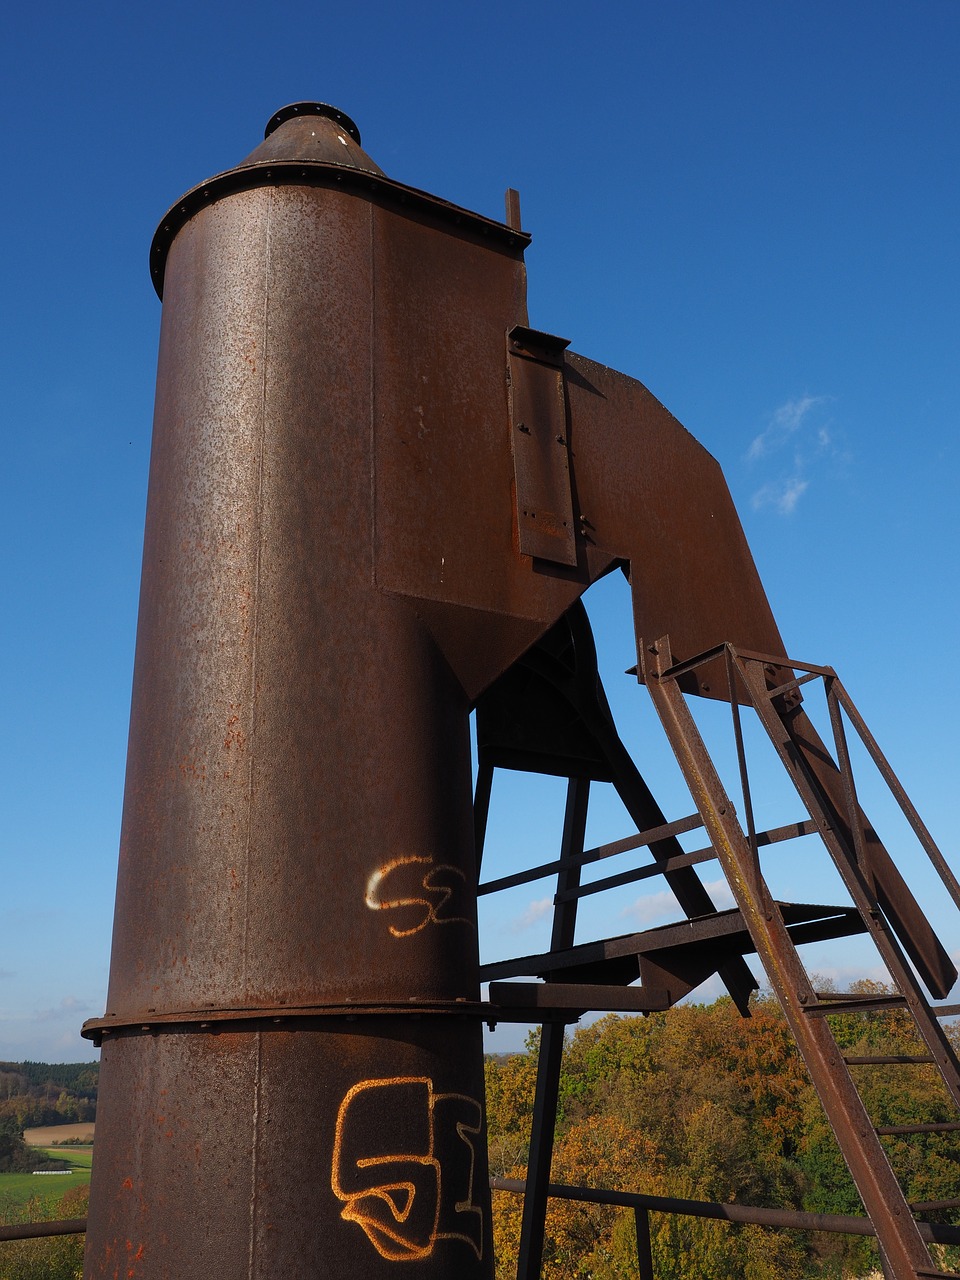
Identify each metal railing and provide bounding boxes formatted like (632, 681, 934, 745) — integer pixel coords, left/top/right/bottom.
(0, 1217, 86, 1242)
(7, 1179, 960, 1276)
(490, 1177, 960, 1280)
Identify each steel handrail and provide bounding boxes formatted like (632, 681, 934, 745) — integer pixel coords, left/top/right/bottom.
(490, 1175, 960, 1245)
(0, 1217, 86, 1242)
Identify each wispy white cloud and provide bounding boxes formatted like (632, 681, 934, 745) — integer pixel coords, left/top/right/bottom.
(503, 897, 552, 934)
(621, 877, 736, 927)
(806, 964, 891, 991)
(751, 476, 809, 515)
(0, 996, 98, 1062)
(620, 887, 682, 925)
(746, 395, 841, 516)
(702, 878, 737, 911)
(33, 995, 91, 1024)
(747, 395, 825, 460)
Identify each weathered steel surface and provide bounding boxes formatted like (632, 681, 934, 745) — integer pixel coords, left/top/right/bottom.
(84, 100, 957, 1280)
(86, 107, 503, 1279)
(507, 327, 577, 567)
(90, 1020, 490, 1276)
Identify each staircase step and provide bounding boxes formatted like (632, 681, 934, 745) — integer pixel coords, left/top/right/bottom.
(876, 1122, 960, 1135)
(488, 980, 670, 1014)
(805, 992, 909, 1015)
(844, 1055, 933, 1065)
(482, 904, 865, 984)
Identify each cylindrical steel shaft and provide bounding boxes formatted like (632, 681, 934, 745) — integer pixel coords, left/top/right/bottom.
(83, 105, 513, 1278)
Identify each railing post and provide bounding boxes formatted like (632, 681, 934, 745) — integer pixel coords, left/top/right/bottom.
(634, 1207, 655, 1280)
(516, 777, 590, 1280)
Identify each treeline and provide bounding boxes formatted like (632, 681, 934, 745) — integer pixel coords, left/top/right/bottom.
(0, 1062, 97, 1134)
(485, 983, 960, 1279)
(4, 1063, 98, 1094)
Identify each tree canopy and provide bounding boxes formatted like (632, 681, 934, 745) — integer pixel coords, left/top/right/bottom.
(485, 985, 960, 1279)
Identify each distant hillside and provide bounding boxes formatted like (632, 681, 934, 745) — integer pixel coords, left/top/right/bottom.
(2, 1061, 98, 1092)
(0, 1061, 98, 1135)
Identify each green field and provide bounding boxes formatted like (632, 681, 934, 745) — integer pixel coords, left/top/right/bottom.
(0, 1148, 92, 1215)
(39, 1148, 92, 1170)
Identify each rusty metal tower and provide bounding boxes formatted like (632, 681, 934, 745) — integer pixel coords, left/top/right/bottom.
(83, 104, 960, 1280)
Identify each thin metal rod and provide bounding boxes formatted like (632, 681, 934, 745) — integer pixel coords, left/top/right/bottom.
(473, 758, 494, 874)
(657, 643, 835, 683)
(515, 1022, 565, 1280)
(0, 1218, 87, 1242)
(478, 812, 702, 896)
(554, 817, 818, 904)
(726, 645, 760, 880)
(555, 845, 718, 901)
(844, 1055, 934, 1065)
(833, 677, 960, 912)
(825, 677, 870, 874)
(877, 1122, 960, 1135)
(765, 670, 822, 700)
(731, 647, 837, 678)
(490, 1177, 960, 1246)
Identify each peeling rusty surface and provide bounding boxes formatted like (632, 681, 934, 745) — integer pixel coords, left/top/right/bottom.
(87, 1023, 491, 1277)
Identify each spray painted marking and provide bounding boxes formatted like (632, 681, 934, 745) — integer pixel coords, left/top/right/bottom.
(365, 855, 474, 936)
(331, 1076, 483, 1261)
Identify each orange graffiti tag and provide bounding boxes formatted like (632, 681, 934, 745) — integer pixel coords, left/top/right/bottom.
(365, 855, 474, 937)
(331, 1076, 483, 1261)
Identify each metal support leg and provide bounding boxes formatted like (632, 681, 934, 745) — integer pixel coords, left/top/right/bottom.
(516, 777, 590, 1280)
(635, 1207, 655, 1280)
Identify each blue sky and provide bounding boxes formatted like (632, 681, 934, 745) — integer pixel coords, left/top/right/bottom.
(1, 2, 958, 1061)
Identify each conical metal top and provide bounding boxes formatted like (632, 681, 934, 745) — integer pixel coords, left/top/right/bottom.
(241, 102, 384, 176)
(151, 101, 527, 298)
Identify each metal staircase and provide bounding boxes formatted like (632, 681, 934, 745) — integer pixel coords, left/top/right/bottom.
(476, 605, 960, 1280)
(639, 634, 960, 1280)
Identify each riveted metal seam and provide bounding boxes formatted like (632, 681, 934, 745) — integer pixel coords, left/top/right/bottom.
(369, 198, 377, 591)
(248, 1029, 263, 1277)
(241, 194, 272, 993)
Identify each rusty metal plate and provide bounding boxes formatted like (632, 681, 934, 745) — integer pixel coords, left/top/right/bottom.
(367, 200, 612, 700)
(85, 1020, 492, 1278)
(562, 354, 789, 700)
(507, 326, 576, 567)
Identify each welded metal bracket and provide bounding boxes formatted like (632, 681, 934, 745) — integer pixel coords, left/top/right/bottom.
(507, 325, 577, 567)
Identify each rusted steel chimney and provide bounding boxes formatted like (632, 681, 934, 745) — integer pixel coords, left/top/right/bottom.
(82, 102, 541, 1278)
(82, 102, 780, 1276)
(83, 102, 956, 1280)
